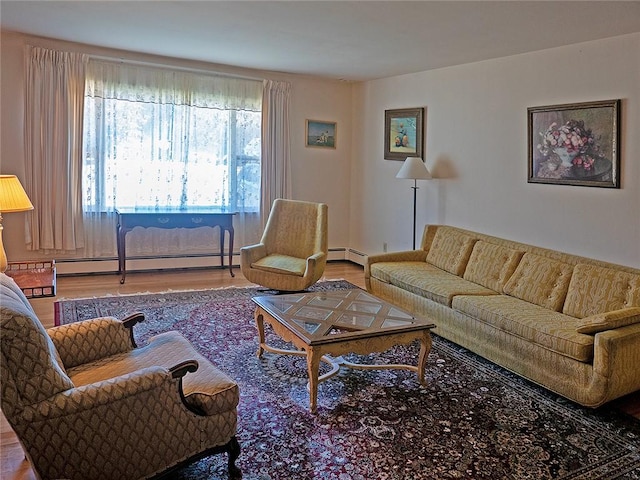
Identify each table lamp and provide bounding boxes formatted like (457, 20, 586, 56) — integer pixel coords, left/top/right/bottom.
(0, 175, 34, 272)
(396, 157, 431, 250)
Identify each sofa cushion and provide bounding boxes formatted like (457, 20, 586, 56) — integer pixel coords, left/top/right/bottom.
(575, 307, 640, 334)
(463, 241, 524, 292)
(251, 254, 306, 276)
(370, 261, 496, 307)
(426, 227, 477, 276)
(452, 294, 594, 362)
(503, 253, 574, 311)
(68, 331, 239, 416)
(562, 264, 640, 319)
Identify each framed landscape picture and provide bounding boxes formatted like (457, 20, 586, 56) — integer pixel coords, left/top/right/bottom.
(306, 120, 336, 149)
(384, 107, 424, 160)
(528, 99, 620, 188)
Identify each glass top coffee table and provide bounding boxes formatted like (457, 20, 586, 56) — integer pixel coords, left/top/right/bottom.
(252, 289, 436, 412)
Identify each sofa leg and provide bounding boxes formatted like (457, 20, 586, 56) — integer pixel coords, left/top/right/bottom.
(227, 436, 241, 479)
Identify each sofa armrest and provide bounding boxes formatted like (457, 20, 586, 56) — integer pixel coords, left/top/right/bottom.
(590, 323, 640, 403)
(20, 366, 179, 422)
(16, 364, 222, 480)
(304, 251, 326, 273)
(48, 315, 144, 369)
(575, 307, 640, 334)
(364, 250, 428, 278)
(240, 243, 267, 266)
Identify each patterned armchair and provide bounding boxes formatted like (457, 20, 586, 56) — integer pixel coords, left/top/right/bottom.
(0, 273, 240, 480)
(240, 198, 328, 292)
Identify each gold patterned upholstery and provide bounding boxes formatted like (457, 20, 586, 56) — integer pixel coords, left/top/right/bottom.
(463, 241, 524, 292)
(365, 224, 640, 407)
(0, 273, 241, 480)
(425, 227, 477, 276)
(240, 198, 328, 291)
(503, 253, 574, 311)
(452, 294, 595, 362)
(563, 263, 640, 318)
(371, 261, 496, 307)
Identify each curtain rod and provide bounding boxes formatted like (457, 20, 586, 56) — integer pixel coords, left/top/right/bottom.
(88, 54, 264, 82)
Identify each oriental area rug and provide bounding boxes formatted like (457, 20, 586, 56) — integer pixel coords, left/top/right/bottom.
(54, 281, 640, 480)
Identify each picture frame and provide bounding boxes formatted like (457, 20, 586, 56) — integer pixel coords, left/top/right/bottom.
(528, 99, 620, 188)
(384, 107, 424, 160)
(306, 120, 336, 149)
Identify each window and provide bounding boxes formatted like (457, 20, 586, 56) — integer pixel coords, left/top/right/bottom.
(82, 61, 262, 214)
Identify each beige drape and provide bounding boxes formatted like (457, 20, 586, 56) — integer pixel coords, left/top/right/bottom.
(24, 46, 87, 252)
(260, 80, 292, 227)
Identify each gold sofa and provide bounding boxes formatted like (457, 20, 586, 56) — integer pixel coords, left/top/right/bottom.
(365, 225, 640, 408)
(0, 273, 240, 480)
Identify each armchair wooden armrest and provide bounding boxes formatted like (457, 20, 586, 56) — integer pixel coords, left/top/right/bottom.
(169, 360, 204, 414)
(121, 312, 145, 347)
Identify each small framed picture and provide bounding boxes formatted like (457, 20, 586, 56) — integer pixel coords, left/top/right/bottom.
(306, 120, 336, 149)
(528, 100, 620, 188)
(384, 107, 424, 160)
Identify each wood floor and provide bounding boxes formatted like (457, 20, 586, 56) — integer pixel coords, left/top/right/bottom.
(0, 261, 367, 480)
(1, 261, 638, 479)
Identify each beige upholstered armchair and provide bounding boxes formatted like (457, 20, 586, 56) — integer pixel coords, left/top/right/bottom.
(240, 198, 328, 292)
(0, 273, 240, 480)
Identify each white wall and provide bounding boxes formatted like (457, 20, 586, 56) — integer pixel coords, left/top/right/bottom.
(0, 32, 353, 266)
(289, 77, 353, 248)
(3, 31, 639, 272)
(350, 33, 640, 268)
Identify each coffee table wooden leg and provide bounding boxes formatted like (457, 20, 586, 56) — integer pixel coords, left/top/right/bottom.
(417, 331, 432, 385)
(306, 347, 321, 413)
(255, 310, 265, 358)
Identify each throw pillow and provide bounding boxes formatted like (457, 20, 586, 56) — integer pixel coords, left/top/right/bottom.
(576, 307, 640, 334)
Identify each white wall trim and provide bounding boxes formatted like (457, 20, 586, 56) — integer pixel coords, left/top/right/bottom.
(54, 247, 364, 275)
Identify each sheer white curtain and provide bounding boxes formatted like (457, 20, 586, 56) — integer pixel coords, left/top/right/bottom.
(261, 80, 292, 226)
(82, 60, 264, 258)
(24, 46, 88, 252)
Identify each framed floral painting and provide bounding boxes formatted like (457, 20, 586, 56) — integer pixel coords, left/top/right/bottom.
(384, 108, 424, 160)
(528, 100, 621, 188)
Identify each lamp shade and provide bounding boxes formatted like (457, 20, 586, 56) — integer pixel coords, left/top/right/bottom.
(0, 175, 34, 212)
(396, 157, 431, 180)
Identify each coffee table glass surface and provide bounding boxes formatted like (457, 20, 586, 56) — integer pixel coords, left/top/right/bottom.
(253, 289, 432, 344)
(252, 289, 435, 412)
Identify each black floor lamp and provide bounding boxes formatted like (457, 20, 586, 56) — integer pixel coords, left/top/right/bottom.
(396, 157, 431, 250)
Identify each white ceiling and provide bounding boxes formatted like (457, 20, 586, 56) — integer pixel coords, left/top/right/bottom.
(2, 1, 640, 81)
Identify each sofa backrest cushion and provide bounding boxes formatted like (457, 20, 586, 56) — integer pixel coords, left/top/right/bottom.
(426, 227, 477, 276)
(503, 253, 574, 311)
(463, 241, 524, 292)
(562, 264, 640, 318)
